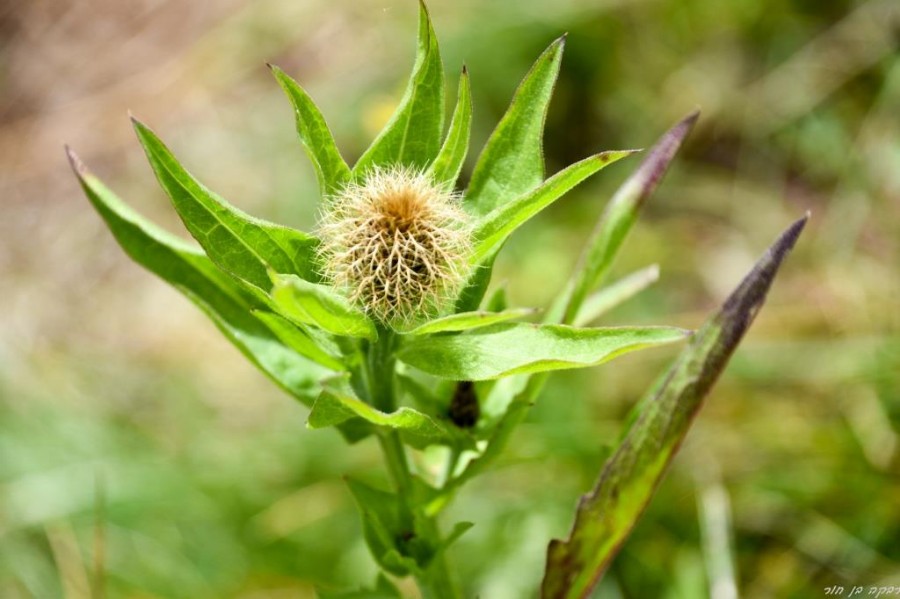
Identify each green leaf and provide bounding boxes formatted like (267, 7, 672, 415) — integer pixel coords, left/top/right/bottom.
(397, 322, 688, 380)
(271, 274, 377, 340)
(471, 150, 636, 263)
(309, 377, 471, 450)
(573, 265, 660, 327)
(269, 64, 351, 196)
(452, 250, 498, 313)
(252, 310, 346, 371)
(465, 36, 565, 215)
(428, 66, 472, 187)
(67, 148, 328, 405)
(557, 111, 699, 324)
(131, 118, 320, 290)
(542, 215, 809, 598)
(345, 478, 419, 577)
(485, 282, 509, 312)
(352, 0, 444, 175)
(404, 308, 537, 335)
(396, 372, 451, 415)
(425, 520, 474, 562)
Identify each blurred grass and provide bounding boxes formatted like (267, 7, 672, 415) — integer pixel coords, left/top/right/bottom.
(1, 0, 898, 596)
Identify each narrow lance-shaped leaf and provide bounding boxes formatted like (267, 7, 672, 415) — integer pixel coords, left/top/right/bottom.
(454, 37, 565, 313)
(353, 0, 444, 175)
(271, 274, 377, 340)
(398, 322, 688, 380)
(556, 111, 699, 325)
(452, 250, 498, 314)
(269, 64, 351, 196)
(573, 264, 660, 327)
(132, 118, 320, 290)
(67, 148, 329, 405)
(465, 36, 565, 215)
(456, 115, 697, 496)
(541, 215, 809, 599)
(452, 115, 697, 487)
(471, 150, 636, 263)
(428, 66, 472, 187)
(403, 307, 537, 335)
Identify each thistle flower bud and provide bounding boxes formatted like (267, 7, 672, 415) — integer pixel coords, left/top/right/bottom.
(317, 166, 472, 327)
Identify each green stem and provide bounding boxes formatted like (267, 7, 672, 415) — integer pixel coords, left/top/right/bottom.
(367, 327, 461, 599)
(419, 518, 460, 599)
(378, 432, 413, 528)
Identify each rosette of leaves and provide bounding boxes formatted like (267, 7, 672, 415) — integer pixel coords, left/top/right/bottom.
(69, 2, 805, 597)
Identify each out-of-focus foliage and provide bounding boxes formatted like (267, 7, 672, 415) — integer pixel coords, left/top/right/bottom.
(1, 1, 897, 597)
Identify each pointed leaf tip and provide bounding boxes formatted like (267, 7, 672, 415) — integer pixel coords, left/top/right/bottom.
(541, 215, 807, 598)
(633, 110, 699, 202)
(557, 111, 700, 324)
(64, 145, 86, 176)
(720, 212, 808, 330)
(351, 0, 444, 173)
(466, 32, 567, 215)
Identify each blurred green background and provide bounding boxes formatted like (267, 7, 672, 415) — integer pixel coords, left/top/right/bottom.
(1, 0, 898, 597)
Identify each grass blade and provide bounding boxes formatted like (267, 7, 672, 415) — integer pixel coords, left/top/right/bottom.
(698, 481, 739, 599)
(541, 214, 809, 598)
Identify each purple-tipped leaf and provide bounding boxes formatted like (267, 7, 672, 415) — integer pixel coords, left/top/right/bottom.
(542, 214, 808, 599)
(558, 111, 699, 324)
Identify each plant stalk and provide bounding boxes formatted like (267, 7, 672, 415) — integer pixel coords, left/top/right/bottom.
(367, 328, 461, 599)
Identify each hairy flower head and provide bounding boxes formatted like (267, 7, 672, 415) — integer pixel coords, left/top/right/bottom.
(317, 166, 472, 327)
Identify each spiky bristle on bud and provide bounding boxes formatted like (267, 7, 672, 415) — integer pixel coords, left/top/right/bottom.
(317, 166, 472, 327)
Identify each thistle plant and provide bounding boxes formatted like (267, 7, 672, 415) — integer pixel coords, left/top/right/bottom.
(68, 3, 805, 597)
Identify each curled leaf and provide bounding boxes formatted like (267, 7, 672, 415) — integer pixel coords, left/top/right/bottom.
(310, 377, 473, 450)
(271, 274, 377, 340)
